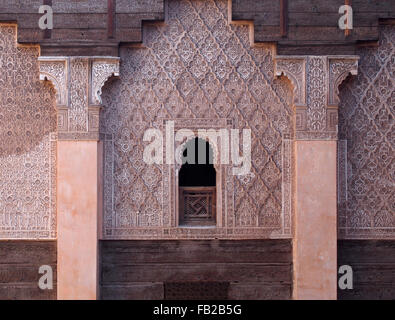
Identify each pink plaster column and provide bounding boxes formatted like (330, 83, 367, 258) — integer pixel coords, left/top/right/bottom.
(39, 56, 119, 300)
(293, 140, 337, 300)
(57, 141, 103, 300)
(275, 55, 359, 300)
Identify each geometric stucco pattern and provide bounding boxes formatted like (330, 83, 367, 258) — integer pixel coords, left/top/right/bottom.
(0, 25, 57, 239)
(38, 56, 120, 140)
(275, 55, 359, 140)
(101, 0, 294, 239)
(338, 26, 395, 239)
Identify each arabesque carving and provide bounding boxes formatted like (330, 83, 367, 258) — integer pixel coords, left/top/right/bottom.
(39, 56, 120, 139)
(338, 26, 395, 239)
(275, 58, 306, 107)
(92, 60, 120, 105)
(0, 25, 57, 239)
(101, 0, 294, 240)
(275, 55, 359, 140)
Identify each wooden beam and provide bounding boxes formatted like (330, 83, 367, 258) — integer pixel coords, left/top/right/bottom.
(107, 0, 115, 39)
(280, 0, 288, 38)
(345, 0, 352, 37)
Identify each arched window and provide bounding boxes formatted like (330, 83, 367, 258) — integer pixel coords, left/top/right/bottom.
(179, 138, 216, 226)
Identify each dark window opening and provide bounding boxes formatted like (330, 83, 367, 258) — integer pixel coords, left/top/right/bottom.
(179, 138, 216, 187)
(179, 138, 216, 226)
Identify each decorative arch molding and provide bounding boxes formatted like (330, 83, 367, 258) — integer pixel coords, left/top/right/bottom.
(166, 118, 233, 229)
(175, 134, 222, 174)
(91, 59, 120, 105)
(274, 55, 359, 140)
(328, 58, 359, 106)
(38, 57, 68, 107)
(274, 58, 307, 107)
(38, 56, 120, 139)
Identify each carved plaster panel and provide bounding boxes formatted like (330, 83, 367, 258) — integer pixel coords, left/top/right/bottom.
(91, 60, 120, 105)
(38, 57, 68, 107)
(338, 26, 395, 239)
(275, 55, 359, 140)
(274, 58, 306, 107)
(101, 0, 294, 240)
(39, 56, 120, 140)
(0, 25, 57, 239)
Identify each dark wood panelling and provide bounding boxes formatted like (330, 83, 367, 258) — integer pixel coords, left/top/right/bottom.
(233, 0, 394, 55)
(0, 0, 164, 55)
(338, 240, 395, 300)
(0, 241, 57, 300)
(100, 240, 292, 300)
(101, 283, 164, 300)
(0, 0, 393, 55)
(103, 263, 291, 283)
(0, 284, 56, 300)
(228, 283, 291, 300)
(101, 239, 292, 264)
(164, 282, 229, 300)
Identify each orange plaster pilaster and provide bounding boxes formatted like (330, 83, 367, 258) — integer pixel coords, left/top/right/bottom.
(57, 140, 103, 300)
(293, 140, 337, 300)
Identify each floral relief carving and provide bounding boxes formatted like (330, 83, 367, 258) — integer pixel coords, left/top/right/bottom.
(39, 57, 120, 139)
(101, 0, 294, 239)
(338, 26, 394, 239)
(91, 59, 120, 105)
(69, 58, 89, 132)
(38, 58, 68, 106)
(1, 2, 391, 245)
(0, 25, 57, 239)
(329, 58, 359, 106)
(307, 57, 328, 132)
(274, 58, 306, 107)
(275, 55, 359, 140)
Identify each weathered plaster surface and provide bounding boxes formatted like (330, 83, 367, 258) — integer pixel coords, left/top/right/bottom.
(57, 141, 101, 300)
(293, 141, 338, 300)
(0, 25, 57, 239)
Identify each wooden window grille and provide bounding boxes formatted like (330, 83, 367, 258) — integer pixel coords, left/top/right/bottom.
(179, 187, 216, 226)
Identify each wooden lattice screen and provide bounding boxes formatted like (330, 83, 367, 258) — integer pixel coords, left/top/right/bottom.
(179, 187, 216, 226)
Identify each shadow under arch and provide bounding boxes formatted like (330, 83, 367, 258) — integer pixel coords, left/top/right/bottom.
(179, 137, 216, 187)
(0, 24, 57, 158)
(179, 137, 217, 226)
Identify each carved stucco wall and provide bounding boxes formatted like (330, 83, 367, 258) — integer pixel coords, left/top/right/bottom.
(101, 0, 294, 239)
(338, 25, 395, 239)
(0, 25, 57, 239)
(3, 1, 386, 242)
